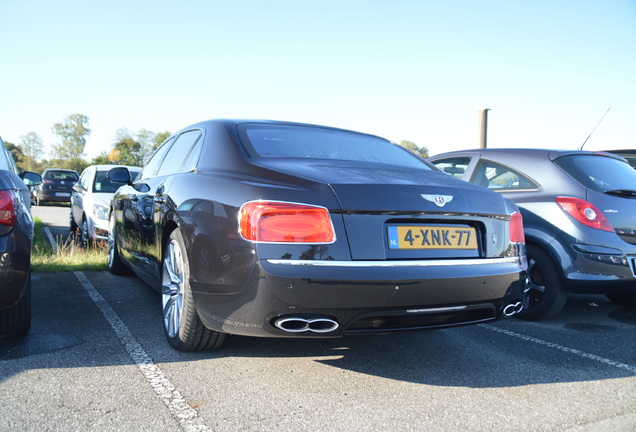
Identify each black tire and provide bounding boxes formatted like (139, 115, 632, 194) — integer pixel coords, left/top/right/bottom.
(517, 245, 568, 321)
(107, 213, 130, 275)
(0, 273, 32, 336)
(69, 209, 78, 232)
(80, 217, 91, 249)
(606, 293, 636, 307)
(161, 229, 226, 351)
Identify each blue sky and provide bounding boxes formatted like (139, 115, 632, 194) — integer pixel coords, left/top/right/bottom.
(1, 1, 635, 160)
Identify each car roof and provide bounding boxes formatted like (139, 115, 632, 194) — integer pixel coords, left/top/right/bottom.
(182, 118, 386, 139)
(91, 164, 141, 171)
(431, 147, 625, 161)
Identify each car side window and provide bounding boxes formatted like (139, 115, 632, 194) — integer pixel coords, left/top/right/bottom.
(471, 160, 538, 191)
(430, 157, 471, 179)
(156, 130, 202, 176)
(140, 137, 176, 180)
(182, 137, 204, 172)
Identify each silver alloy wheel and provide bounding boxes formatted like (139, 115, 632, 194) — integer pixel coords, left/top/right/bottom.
(162, 238, 185, 339)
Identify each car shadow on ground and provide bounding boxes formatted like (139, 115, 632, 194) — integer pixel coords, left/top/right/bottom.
(1, 272, 634, 390)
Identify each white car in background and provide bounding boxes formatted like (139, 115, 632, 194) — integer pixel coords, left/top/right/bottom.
(70, 165, 141, 246)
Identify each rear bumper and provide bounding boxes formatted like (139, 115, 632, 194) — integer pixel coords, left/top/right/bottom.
(563, 244, 636, 293)
(192, 257, 527, 337)
(37, 189, 72, 202)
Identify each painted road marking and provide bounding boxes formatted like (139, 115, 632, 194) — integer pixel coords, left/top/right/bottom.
(480, 323, 636, 374)
(73, 271, 212, 432)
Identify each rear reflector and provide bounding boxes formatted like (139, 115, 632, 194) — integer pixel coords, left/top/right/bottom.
(509, 211, 525, 244)
(239, 201, 336, 243)
(556, 197, 613, 232)
(0, 190, 17, 227)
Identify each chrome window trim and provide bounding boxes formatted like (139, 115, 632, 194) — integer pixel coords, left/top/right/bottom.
(266, 257, 520, 267)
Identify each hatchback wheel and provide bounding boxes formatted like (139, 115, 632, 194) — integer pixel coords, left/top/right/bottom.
(69, 210, 78, 232)
(606, 293, 636, 307)
(80, 218, 90, 248)
(161, 229, 226, 351)
(517, 245, 568, 321)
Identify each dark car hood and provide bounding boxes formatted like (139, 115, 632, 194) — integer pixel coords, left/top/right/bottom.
(254, 159, 508, 214)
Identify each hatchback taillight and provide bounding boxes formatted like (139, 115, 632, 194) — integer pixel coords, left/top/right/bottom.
(0, 190, 17, 227)
(239, 201, 336, 243)
(509, 211, 525, 244)
(556, 197, 614, 232)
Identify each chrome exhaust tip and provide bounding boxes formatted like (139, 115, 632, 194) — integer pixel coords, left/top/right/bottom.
(502, 301, 524, 317)
(274, 316, 339, 333)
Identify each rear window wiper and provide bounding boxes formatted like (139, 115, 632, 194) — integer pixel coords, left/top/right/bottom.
(604, 189, 636, 198)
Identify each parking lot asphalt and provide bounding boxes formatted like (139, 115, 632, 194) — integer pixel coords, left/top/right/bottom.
(1, 205, 635, 431)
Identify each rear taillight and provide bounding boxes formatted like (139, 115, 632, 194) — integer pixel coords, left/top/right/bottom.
(0, 190, 17, 227)
(239, 201, 336, 243)
(556, 197, 613, 232)
(509, 211, 525, 244)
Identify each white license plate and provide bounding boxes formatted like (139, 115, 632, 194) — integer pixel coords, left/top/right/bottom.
(55, 192, 71, 197)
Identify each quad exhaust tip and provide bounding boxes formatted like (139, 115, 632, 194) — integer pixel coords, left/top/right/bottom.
(274, 316, 339, 333)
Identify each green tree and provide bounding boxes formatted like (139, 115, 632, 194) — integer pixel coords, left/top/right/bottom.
(91, 151, 111, 165)
(109, 128, 171, 166)
(398, 140, 428, 158)
(18, 132, 45, 171)
(112, 128, 142, 165)
(47, 157, 89, 173)
(4, 141, 25, 169)
(138, 129, 171, 164)
(51, 113, 91, 161)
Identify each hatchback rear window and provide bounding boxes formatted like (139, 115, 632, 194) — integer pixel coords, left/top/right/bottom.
(238, 124, 430, 169)
(44, 171, 79, 181)
(555, 154, 636, 193)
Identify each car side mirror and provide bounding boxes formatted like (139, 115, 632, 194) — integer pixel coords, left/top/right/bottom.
(108, 167, 133, 185)
(20, 171, 42, 187)
(72, 184, 85, 193)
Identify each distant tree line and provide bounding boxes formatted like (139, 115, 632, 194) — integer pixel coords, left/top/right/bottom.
(398, 140, 428, 158)
(6, 113, 428, 174)
(6, 113, 170, 174)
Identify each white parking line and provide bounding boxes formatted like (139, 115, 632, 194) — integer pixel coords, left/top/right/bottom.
(479, 323, 636, 374)
(73, 271, 212, 432)
(42, 226, 58, 253)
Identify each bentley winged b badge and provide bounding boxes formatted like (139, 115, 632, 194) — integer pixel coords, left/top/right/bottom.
(421, 194, 454, 207)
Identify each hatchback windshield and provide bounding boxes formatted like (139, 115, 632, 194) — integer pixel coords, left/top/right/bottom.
(555, 154, 636, 193)
(238, 124, 430, 169)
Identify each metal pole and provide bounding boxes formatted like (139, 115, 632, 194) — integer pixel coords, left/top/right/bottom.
(480, 108, 490, 148)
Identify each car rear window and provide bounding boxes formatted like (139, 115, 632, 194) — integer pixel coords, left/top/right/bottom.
(555, 154, 636, 193)
(44, 170, 79, 181)
(238, 124, 430, 169)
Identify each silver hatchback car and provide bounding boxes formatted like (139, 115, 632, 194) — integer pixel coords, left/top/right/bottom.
(429, 149, 636, 320)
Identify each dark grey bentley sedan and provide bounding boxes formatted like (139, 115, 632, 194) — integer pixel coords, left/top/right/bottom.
(107, 119, 527, 350)
(429, 148, 636, 320)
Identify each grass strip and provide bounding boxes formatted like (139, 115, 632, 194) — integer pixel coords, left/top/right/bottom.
(32, 217, 109, 272)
